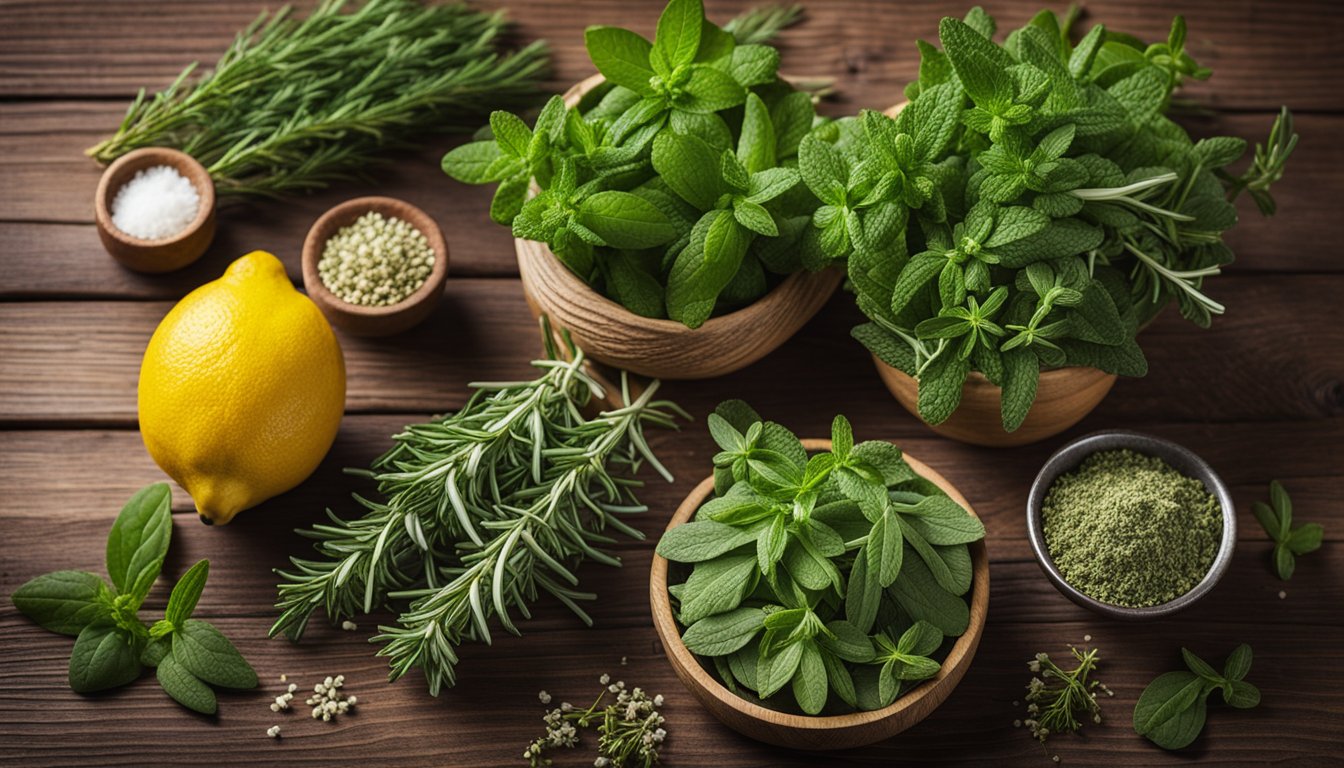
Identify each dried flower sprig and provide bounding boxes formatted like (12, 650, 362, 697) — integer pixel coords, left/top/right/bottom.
(524, 675, 667, 768)
(1021, 645, 1111, 743)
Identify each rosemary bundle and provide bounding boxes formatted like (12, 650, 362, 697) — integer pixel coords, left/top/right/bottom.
(87, 0, 549, 199)
(271, 328, 686, 695)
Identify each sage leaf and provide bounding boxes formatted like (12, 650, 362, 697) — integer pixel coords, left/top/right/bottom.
(656, 520, 755, 562)
(897, 495, 985, 545)
(792, 641, 828, 714)
(105, 482, 173, 605)
(172, 620, 257, 690)
(11, 570, 110, 637)
(1133, 671, 1210, 750)
(679, 553, 756, 624)
(69, 624, 141, 693)
(756, 639, 803, 698)
(165, 560, 210, 628)
(889, 547, 970, 636)
(157, 652, 217, 715)
(681, 607, 765, 657)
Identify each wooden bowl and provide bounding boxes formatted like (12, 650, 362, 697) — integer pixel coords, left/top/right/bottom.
(301, 196, 449, 337)
(514, 73, 843, 379)
(94, 147, 216, 273)
(650, 439, 989, 750)
(873, 359, 1117, 448)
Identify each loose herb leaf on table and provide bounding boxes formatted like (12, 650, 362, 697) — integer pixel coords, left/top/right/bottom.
(272, 324, 685, 695)
(1251, 480, 1323, 580)
(10, 485, 255, 714)
(657, 401, 984, 715)
(1133, 644, 1259, 750)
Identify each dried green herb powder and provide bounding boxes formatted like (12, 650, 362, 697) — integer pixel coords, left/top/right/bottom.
(1042, 450, 1221, 608)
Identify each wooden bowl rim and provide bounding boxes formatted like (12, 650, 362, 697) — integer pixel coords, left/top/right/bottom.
(649, 438, 990, 732)
(301, 195, 450, 318)
(94, 146, 215, 247)
(872, 354, 1112, 386)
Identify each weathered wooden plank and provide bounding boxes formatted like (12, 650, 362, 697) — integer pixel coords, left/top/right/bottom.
(0, 608, 1339, 767)
(2, 275, 1342, 425)
(1, 0, 1341, 112)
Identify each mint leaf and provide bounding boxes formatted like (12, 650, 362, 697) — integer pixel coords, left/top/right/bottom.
(172, 620, 257, 690)
(69, 624, 141, 693)
(1000, 346, 1039, 432)
(488, 111, 531, 160)
(165, 560, 209, 629)
(577, 191, 678, 249)
(157, 652, 217, 715)
(680, 64, 746, 113)
(737, 92, 776, 174)
(916, 353, 969, 425)
(651, 0, 702, 74)
(585, 26, 656, 94)
(440, 141, 508, 184)
(11, 570, 111, 637)
(106, 483, 172, 606)
(726, 44, 779, 87)
(939, 17, 1015, 110)
(652, 131, 722, 210)
(667, 210, 751, 328)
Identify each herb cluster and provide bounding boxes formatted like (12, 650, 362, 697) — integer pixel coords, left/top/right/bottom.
(826, 8, 1296, 430)
(656, 401, 984, 714)
(1020, 645, 1110, 742)
(11, 484, 257, 714)
(88, 0, 549, 198)
(525, 675, 667, 768)
(272, 325, 684, 695)
(443, 0, 830, 328)
(1133, 645, 1259, 750)
(1251, 480, 1322, 581)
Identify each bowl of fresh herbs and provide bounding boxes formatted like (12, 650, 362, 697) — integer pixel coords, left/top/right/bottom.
(1026, 429, 1237, 619)
(815, 8, 1297, 446)
(650, 401, 989, 749)
(442, 0, 844, 379)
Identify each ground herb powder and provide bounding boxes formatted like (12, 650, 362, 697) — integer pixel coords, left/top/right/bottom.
(1042, 449, 1221, 608)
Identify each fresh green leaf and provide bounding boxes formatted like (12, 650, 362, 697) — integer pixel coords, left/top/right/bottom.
(172, 619, 257, 690)
(157, 652, 217, 715)
(165, 560, 209, 629)
(11, 571, 110, 637)
(106, 483, 173, 606)
(69, 624, 141, 694)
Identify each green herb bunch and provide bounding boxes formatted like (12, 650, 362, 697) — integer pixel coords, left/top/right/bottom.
(1021, 645, 1110, 742)
(815, 8, 1297, 431)
(1251, 480, 1322, 580)
(87, 0, 549, 199)
(11, 484, 257, 714)
(656, 401, 984, 714)
(1134, 644, 1259, 750)
(442, 0, 831, 328)
(271, 325, 685, 695)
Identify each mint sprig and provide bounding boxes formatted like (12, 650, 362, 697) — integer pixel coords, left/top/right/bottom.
(1251, 480, 1323, 581)
(1134, 645, 1259, 750)
(10, 484, 256, 714)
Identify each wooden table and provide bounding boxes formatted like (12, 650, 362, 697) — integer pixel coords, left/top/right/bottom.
(2, 1, 1340, 765)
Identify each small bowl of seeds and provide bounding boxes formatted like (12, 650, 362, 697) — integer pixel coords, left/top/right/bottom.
(302, 196, 449, 337)
(1026, 430, 1237, 620)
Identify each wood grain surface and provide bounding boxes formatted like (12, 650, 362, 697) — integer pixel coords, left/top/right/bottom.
(1, 1, 1340, 767)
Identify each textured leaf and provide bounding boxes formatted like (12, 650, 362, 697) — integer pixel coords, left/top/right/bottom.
(737, 93, 776, 175)
(940, 17, 1015, 110)
(652, 132, 722, 210)
(757, 639, 804, 698)
(681, 607, 765, 656)
(172, 620, 257, 689)
(157, 652, 217, 715)
(651, 0, 702, 73)
(440, 141, 507, 184)
(890, 548, 970, 636)
(488, 111, 532, 159)
(917, 354, 970, 426)
(657, 520, 756, 562)
(681, 64, 747, 113)
(165, 559, 210, 628)
(1222, 644, 1253, 682)
(11, 571, 110, 637)
(577, 191, 678, 249)
(899, 496, 984, 545)
(69, 624, 140, 693)
(106, 483, 172, 605)
(792, 641, 828, 714)
(585, 26, 656, 94)
(679, 553, 757, 623)
(1134, 671, 1209, 750)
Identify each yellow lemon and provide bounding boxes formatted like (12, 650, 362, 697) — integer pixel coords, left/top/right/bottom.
(138, 251, 346, 525)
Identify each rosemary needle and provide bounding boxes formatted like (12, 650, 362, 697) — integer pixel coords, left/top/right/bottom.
(87, 0, 549, 199)
(272, 325, 686, 695)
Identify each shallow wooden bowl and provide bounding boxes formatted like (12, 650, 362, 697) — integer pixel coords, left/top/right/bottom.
(650, 439, 989, 750)
(873, 359, 1118, 448)
(94, 147, 216, 273)
(301, 196, 449, 337)
(514, 73, 843, 379)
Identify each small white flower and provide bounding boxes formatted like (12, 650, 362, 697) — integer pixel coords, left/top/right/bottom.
(538, 690, 552, 704)
(266, 725, 281, 738)
(599, 673, 610, 685)
(341, 620, 357, 631)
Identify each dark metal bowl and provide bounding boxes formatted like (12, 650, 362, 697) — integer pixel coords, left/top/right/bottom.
(1026, 430, 1237, 620)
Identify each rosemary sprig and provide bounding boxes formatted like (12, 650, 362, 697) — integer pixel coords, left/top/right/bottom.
(271, 325, 686, 694)
(86, 0, 549, 199)
(722, 3, 805, 45)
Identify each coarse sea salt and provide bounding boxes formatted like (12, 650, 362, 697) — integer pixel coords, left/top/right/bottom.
(111, 165, 201, 240)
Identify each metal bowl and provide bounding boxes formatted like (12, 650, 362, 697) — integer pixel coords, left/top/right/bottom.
(1026, 430, 1237, 620)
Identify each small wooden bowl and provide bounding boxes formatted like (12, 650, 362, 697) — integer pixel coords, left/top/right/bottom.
(301, 196, 449, 337)
(514, 73, 843, 379)
(94, 147, 216, 273)
(650, 439, 989, 750)
(873, 359, 1118, 448)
